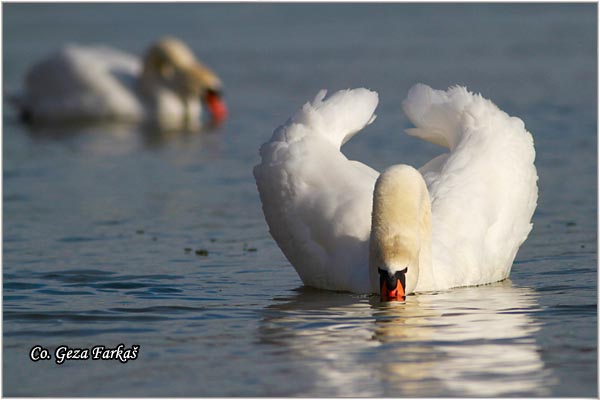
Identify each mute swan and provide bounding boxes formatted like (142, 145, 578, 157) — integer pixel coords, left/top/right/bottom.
(16, 37, 227, 129)
(254, 84, 538, 300)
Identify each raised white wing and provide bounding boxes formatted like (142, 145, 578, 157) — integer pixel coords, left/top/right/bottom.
(254, 89, 379, 292)
(402, 84, 538, 290)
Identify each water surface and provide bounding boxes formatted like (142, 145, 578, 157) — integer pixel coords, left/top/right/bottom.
(3, 3, 597, 397)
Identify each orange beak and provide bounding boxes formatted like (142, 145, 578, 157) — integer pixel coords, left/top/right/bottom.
(379, 268, 406, 302)
(204, 90, 228, 125)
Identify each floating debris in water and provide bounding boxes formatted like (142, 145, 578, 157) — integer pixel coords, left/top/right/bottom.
(184, 248, 192, 253)
(195, 249, 209, 256)
(566, 221, 576, 227)
(136, 230, 145, 234)
(210, 238, 217, 243)
(243, 242, 257, 252)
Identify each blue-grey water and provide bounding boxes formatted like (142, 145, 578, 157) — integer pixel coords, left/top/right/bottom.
(3, 3, 597, 397)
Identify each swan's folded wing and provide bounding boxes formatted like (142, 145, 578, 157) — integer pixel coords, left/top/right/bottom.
(254, 89, 379, 292)
(24, 45, 142, 121)
(402, 84, 538, 288)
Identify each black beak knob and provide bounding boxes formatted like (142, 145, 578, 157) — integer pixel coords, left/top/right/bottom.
(378, 268, 406, 291)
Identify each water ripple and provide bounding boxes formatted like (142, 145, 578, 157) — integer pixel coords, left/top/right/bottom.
(4, 310, 169, 322)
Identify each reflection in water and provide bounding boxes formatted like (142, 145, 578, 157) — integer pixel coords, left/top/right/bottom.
(19, 118, 223, 156)
(260, 281, 554, 397)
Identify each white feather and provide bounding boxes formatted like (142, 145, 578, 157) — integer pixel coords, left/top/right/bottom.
(22, 44, 145, 121)
(404, 84, 538, 290)
(254, 84, 538, 294)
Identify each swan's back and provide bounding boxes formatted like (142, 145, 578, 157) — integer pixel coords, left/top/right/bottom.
(254, 89, 380, 292)
(22, 44, 143, 122)
(403, 84, 538, 290)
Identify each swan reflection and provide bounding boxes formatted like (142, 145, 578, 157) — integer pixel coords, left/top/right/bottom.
(260, 281, 554, 397)
(20, 120, 223, 156)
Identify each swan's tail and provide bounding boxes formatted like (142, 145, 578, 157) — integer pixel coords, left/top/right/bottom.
(270, 88, 379, 149)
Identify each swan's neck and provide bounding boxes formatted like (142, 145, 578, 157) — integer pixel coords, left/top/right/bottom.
(369, 165, 433, 294)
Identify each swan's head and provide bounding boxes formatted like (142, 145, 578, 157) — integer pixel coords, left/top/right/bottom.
(141, 37, 227, 124)
(369, 165, 431, 301)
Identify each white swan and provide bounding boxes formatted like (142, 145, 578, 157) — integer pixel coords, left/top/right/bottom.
(254, 84, 538, 300)
(16, 37, 227, 129)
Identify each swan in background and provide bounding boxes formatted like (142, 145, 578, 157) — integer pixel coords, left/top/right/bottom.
(15, 37, 227, 130)
(254, 84, 538, 300)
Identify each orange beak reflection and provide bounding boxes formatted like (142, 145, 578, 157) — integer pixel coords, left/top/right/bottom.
(379, 268, 406, 302)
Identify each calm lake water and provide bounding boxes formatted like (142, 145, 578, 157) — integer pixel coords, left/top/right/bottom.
(3, 3, 597, 397)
